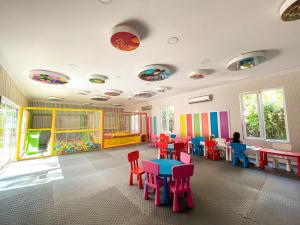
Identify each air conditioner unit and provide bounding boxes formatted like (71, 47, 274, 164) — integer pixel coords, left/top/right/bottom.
(188, 95, 213, 104)
(141, 105, 152, 111)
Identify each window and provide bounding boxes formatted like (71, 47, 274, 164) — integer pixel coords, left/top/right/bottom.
(240, 88, 288, 142)
(161, 105, 174, 134)
(0, 97, 19, 170)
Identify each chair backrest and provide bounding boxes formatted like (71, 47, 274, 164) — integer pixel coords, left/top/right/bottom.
(160, 133, 166, 138)
(151, 134, 158, 139)
(170, 133, 176, 139)
(142, 160, 160, 185)
(230, 143, 246, 157)
(180, 152, 192, 164)
(271, 142, 291, 151)
(191, 137, 200, 146)
(157, 141, 168, 150)
(184, 136, 191, 141)
(128, 150, 140, 170)
(198, 136, 206, 142)
(174, 142, 185, 152)
(172, 164, 194, 191)
(205, 140, 216, 151)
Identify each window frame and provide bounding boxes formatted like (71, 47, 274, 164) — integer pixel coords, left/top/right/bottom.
(239, 87, 289, 143)
(160, 105, 175, 134)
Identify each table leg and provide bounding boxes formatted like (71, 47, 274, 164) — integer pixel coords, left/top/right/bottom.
(259, 151, 265, 169)
(163, 177, 169, 204)
(297, 157, 300, 177)
(255, 152, 260, 167)
(264, 153, 268, 166)
(229, 148, 232, 161)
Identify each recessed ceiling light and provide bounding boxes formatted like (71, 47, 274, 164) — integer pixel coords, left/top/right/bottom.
(280, 0, 300, 21)
(189, 69, 213, 79)
(98, 0, 112, 4)
(69, 64, 77, 68)
(156, 86, 171, 93)
(168, 37, 179, 45)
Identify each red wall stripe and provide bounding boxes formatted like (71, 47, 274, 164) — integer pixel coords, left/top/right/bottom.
(201, 113, 209, 138)
(186, 114, 193, 137)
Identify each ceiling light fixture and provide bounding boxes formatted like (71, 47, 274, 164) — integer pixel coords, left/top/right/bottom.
(91, 95, 110, 101)
(113, 103, 123, 107)
(280, 0, 300, 21)
(134, 91, 156, 98)
(89, 74, 108, 84)
(104, 89, 122, 96)
(76, 90, 90, 95)
(189, 69, 213, 79)
(48, 97, 64, 101)
(226, 51, 266, 71)
(167, 37, 179, 45)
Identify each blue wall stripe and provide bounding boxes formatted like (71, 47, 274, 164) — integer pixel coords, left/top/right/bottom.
(153, 116, 157, 135)
(210, 112, 219, 138)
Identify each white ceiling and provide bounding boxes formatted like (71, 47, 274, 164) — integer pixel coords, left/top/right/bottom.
(0, 0, 300, 106)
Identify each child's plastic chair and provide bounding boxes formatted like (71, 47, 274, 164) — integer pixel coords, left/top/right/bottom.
(142, 160, 164, 206)
(127, 150, 145, 189)
(230, 143, 249, 168)
(170, 133, 176, 139)
(180, 152, 192, 164)
(183, 136, 191, 153)
(172, 142, 184, 160)
(169, 164, 194, 212)
(150, 134, 158, 148)
(205, 140, 220, 160)
(157, 141, 168, 159)
(191, 138, 204, 156)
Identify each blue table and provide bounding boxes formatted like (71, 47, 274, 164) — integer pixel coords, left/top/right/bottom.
(151, 159, 183, 204)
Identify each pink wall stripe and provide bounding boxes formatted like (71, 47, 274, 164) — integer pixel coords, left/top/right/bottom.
(201, 113, 209, 138)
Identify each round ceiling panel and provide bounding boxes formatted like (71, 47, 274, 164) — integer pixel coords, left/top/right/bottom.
(138, 65, 172, 82)
(280, 0, 300, 21)
(226, 52, 266, 71)
(189, 69, 212, 79)
(111, 25, 140, 51)
(30, 70, 69, 85)
(91, 95, 110, 101)
(104, 89, 122, 96)
(134, 91, 156, 98)
(76, 90, 90, 95)
(48, 97, 64, 101)
(89, 74, 108, 84)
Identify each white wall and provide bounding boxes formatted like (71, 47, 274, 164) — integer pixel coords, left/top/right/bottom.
(125, 70, 300, 151)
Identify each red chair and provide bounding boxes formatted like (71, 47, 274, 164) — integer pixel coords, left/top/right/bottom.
(169, 164, 194, 212)
(172, 142, 185, 160)
(160, 135, 169, 143)
(183, 136, 191, 153)
(205, 140, 220, 160)
(142, 160, 164, 206)
(157, 142, 168, 159)
(180, 152, 192, 164)
(127, 150, 145, 189)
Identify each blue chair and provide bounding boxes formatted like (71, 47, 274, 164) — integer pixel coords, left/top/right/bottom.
(230, 143, 249, 168)
(198, 136, 205, 154)
(191, 138, 204, 156)
(170, 133, 176, 139)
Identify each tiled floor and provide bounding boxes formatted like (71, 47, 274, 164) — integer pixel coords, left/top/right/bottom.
(0, 144, 300, 225)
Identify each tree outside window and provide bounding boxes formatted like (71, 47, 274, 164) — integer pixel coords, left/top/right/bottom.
(161, 105, 174, 134)
(240, 88, 288, 141)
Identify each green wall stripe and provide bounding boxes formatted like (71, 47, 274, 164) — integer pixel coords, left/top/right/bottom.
(193, 113, 200, 137)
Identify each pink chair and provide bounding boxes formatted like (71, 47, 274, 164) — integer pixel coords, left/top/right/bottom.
(142, 160, 164, 206)
(183, 136, 191, 153)
(174, 136, 183, 143)
(149, 134, 158, 148)
(180, 152, 192, 164)
(169, 164, 194, 212)
(128, 151, 145, 189)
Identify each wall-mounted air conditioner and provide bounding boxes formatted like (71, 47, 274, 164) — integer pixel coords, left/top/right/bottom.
(188, 95, 213, 104)
(141, 105, 152, 111)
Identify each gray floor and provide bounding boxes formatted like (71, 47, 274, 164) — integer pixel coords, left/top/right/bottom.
(0, 144, 300, 225)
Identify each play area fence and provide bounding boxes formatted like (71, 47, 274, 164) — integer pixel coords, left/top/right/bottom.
(16, 107, 103, 160)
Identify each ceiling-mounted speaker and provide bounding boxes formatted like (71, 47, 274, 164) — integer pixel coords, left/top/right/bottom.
(188, 95, 213, 104)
